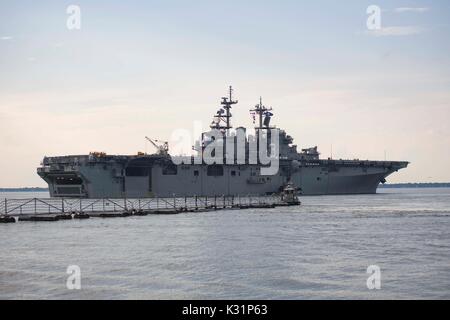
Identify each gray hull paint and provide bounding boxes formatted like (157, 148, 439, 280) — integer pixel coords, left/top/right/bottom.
(292, 166, 394, 195)
(38, 159, 404, 198)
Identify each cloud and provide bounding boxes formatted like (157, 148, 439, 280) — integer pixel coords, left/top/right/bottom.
(1, 36, 13, 40)
(367, 26, 423, 37)
(394, 7, 429, 13)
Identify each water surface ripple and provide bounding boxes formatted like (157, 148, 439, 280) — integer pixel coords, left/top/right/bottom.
(1, 188, 449, 299)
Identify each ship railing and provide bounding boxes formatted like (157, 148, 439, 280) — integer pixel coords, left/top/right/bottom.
(0, 195, 283, 216)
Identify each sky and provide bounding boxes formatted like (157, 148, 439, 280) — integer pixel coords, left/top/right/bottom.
(0, 0, 449, 187)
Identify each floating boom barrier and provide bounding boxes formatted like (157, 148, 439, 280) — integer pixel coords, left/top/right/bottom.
(0, 195, 300, 223)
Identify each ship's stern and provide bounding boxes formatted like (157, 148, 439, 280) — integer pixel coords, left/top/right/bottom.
(37, 156, 87, 197)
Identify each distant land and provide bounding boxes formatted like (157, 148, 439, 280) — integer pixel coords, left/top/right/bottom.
(379, 183, 450, 188)
(0, 187, 49, 192)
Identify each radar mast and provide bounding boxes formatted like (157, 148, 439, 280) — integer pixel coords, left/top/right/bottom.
(249, 97, 275, 136)
(210, 86, 238, 135)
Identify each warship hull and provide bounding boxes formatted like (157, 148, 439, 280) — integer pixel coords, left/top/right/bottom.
(37, 156, 408, 198)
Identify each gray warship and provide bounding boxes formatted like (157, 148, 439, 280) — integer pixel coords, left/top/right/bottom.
(37, 87, 409, 198)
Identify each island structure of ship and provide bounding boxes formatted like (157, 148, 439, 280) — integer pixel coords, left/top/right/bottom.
(37, 87, 409, 198)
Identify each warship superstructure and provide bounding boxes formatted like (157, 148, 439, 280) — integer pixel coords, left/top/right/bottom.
(37, 87, 409, 198)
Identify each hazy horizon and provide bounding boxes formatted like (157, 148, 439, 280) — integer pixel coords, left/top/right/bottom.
(1, 1, 450, 187)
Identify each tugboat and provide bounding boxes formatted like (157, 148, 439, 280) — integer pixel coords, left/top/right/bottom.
(280, 183, 301, 206)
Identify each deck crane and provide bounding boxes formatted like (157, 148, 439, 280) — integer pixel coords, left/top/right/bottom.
(145, 136, 169, 156)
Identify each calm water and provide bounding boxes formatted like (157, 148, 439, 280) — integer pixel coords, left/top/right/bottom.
(1, 188, 449, 300)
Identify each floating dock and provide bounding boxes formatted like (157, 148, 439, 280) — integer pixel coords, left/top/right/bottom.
(0, 195, 300, 223)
